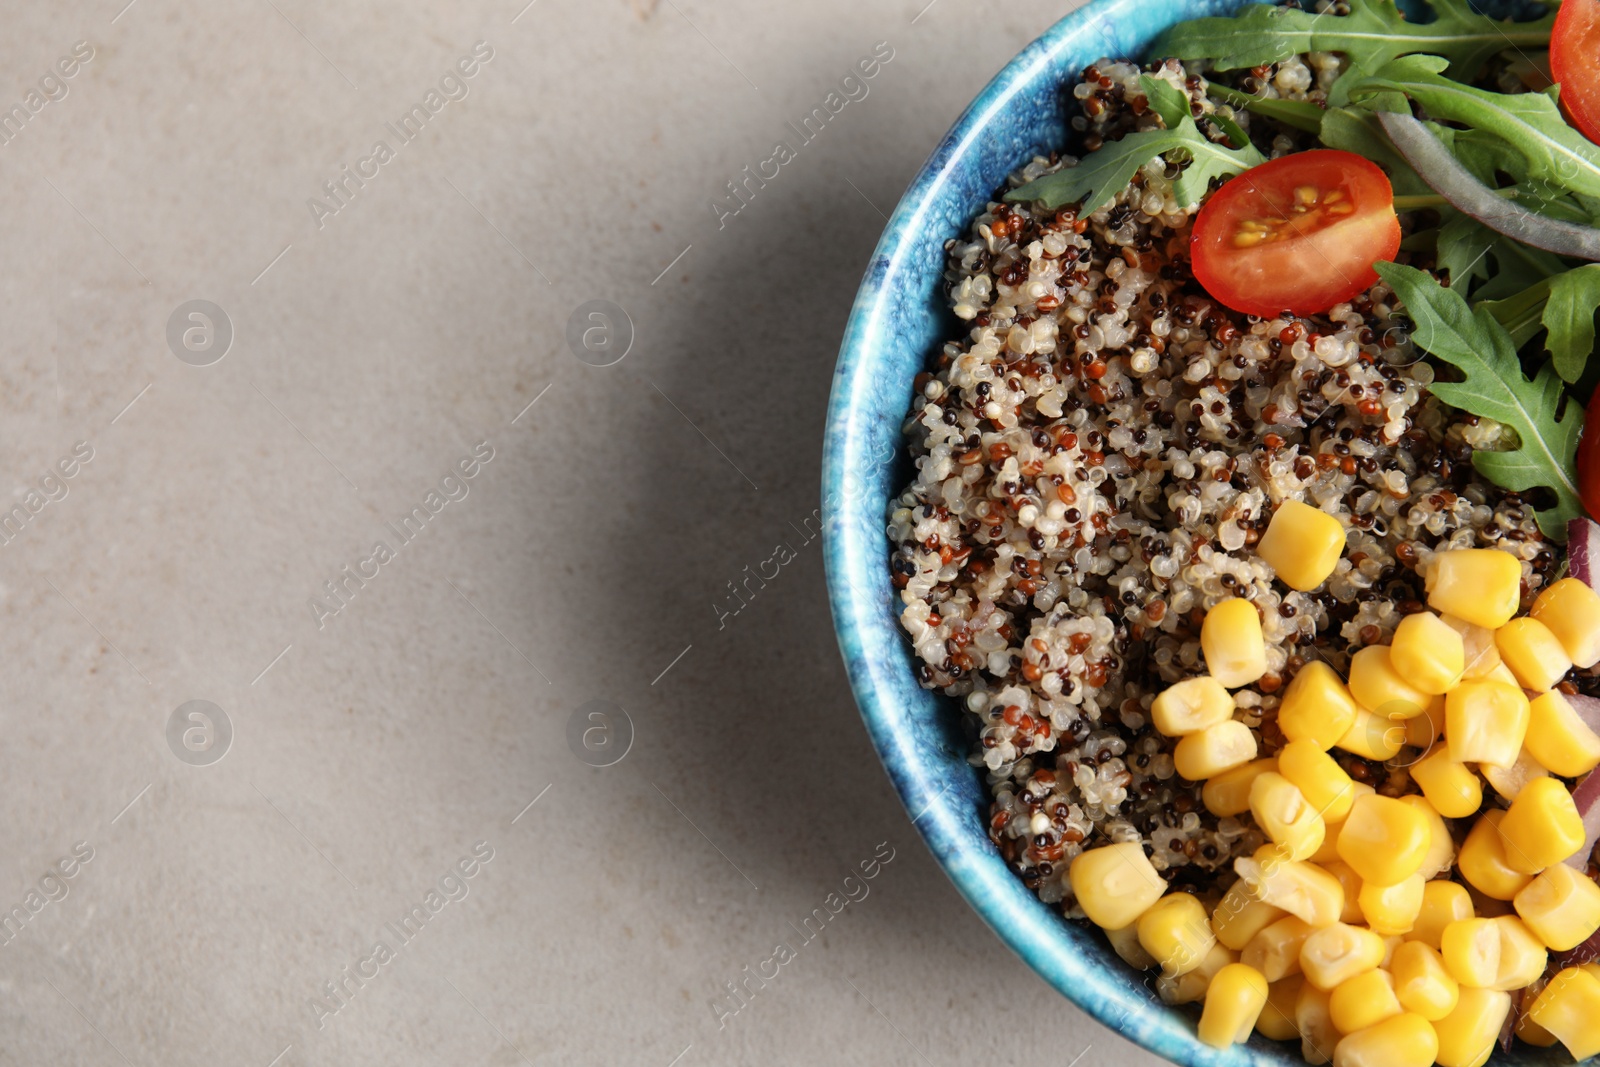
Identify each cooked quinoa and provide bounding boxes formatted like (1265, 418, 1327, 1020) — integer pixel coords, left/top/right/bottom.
(887, 53, 1575, 927)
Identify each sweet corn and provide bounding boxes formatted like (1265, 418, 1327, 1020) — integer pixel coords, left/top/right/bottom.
(1335, 706, 1406, 762)
(1479, 746, 1548, 803)
(1296, 979, 1341, 1065)
(1514, 1007, 1559, 1047)
(1483, 659, 1523, 692)
(1464, 885, 1515, 918)
(1313, 782, 1374, 865)
(1212, 880, 1288, 951)
(1105, 921, 1158, 970)
(1235, 845, 1346, 928)
(1441, 918, 1501, 988)
(1279, 739, 1356, 824)
(1442, 614, 1502, 679)
(1360, 873, 1425, 936)
(1202, 598, 1268, 689)
(1250, 772, 1327, 861)
(1259, 499, 1346, 592)
(1329, 968, 1403, 1034)
(1525, 689, 1600, 777)
(1426, 548, 1521, 630)
(1391, 941, 1459, 1021)
(1403, 698, 1444, 751)
(1336, 794, 1430, 887)
(1409, 881, 1474, 950)
(1257, 975, 1305, 1041)
(1174, 719, 1258, 780)
(1138, 892, 1217, 977)
(1499, 776, 1585, 874)
(1488, 914, 1547, 991)
(1530, 576, 1600, 668)
(1445, 680, 1530, 769)
(1514, 861, 1600, 951)
(1068, 842, 1166, 929)
(1151, 676, 1234, 737)
(1301, 922, 1387, 990)
(1457, 811, 1533, 900)
(1431, 986, 1511, 1067)
(1323, 861, 1366, 925)
(1495, 617, 1572, 693)
(1528, 966, 1600, 1061)
(1243, 914, 1316, 982)
(1202, 758, 1277, 817)
(1280, 661, 1361, 750)
(1331, 1011, 1437, 1067)
(1347, 645, 1430, 720)
(1157, 941, 1238, 1005)
(1390, 611, 1465, 695)
(1398, 795, 1456, 881)
(1409, 747, 1483, 819)
(1198, 962, 1270, 1048)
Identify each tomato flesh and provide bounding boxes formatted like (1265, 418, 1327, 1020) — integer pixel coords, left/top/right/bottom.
(1579, 382, 1600, 520)
(1190, 149, 1401, 318)
(1553, 0, 1600, 146)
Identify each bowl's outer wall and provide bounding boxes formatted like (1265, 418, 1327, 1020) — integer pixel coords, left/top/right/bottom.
(820, 0, 1580, 1063)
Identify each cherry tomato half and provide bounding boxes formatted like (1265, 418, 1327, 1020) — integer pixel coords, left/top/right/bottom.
(1553, 0, 1600, 146)
(1190, 149, 1402, 318)
(1577, 381, 1600, 519)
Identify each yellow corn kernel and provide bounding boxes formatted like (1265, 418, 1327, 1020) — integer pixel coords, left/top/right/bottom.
(1336, 794, 1430, 887)
(1457, 810, 1533, 900)
(1278, 739, 1356, 824)
(1441, 918, 1503, 988)
(1213, 881, 1288, 952)
(1483, 659, 1523, 692)
(1242, 914, 1317, 982)
(1525, 689, 1600, 778)
(1198, 962, 1270, 1048)
(1296, 980, 1341, 1065)
(1250, 772, 1326, 861)
(1360, 873, 1425, 936)
(1426, 548, 1522, 630)
(1514, 1008, 1559, 1047)
(1151, 676, 1234, 737)
(1329, 968, 1403, 1034)
(1138, 892, 1217, 977)
(1442, 614, 1502, 679)
(1391, 941, 1459, 1021)
(1398, 795, 1456, 881)
(1347, 645, 1430, 720)
(1479, 746, 1548, 803)
(1408, 881, 1474, 950)
(1465, 885, 1515, 918)
(1488, 914, 1547, 991)
(1514, 861, 1600, 951)
(1445, 680, 1530, 769)
(1431, 986, 1511, 1067)
(1257, 975, 1304, 1041)
(1300, 922, 1387, 990)
(1495, 617, 1572, 693)
(1259, 499, 1346, 592)
(1391, 611, 1465, 695)
(1202, 598, 1268, 689)
(1235, 845, 1346, 928)
(1157, 941, 1237, 1005)
(1323, 861, 1366, 924)
(1331, 1011, 1437, 1067)
(1069, 842, 1166, 929)
(1174, 719, 1258, 780)
(1280, 661, 1361, 750)
(1335, 706, 1406, 761)
(1105, 920, 1158, 970)
(1530, 576, 1600, 668)
(1313, 781, 1374, 865)
(1408, 747, 1482, 819)
(1499, 776, 1586, 874)
(1404, 698, 1444, 750)
(1528, 966, 1600, 1061)
(1202, 757, 1278, 817)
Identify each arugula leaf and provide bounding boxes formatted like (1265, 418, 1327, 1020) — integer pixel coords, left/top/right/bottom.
(1478, 276, 1553, 348)
(1139, 74, 1191, 129)
(1148, 0, 1554, 106)
(1376, 261, 1583, 538)
(1351, 55, 1600, 200)
(1318, 107, 1434, 197)
(1206, 83, 1325, 134)
(1436, 212, 1497, 291)
(1006, 117, 1265, 215)
(1544, 264, 1600, 382)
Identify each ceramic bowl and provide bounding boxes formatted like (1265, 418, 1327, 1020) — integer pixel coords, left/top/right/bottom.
(819, 0, 1568, 1063)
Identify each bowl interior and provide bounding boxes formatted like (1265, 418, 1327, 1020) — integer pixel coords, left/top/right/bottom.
(820, 1, 1576, 1064)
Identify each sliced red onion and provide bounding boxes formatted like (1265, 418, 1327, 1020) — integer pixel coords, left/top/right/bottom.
(1568, 770, 1600, 872)
(1568, 692, 1600, 734)
(1568, 516, 1600, 588)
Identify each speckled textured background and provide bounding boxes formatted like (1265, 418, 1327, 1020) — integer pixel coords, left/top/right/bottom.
(0, 1, 1169, 1064)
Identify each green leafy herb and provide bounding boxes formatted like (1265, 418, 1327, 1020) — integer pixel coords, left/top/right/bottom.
(1318, 107, 1434, 197)
(1206, 83, 1325, 134)
(1006, 118, 1264, 215)
(1148, 0, 1554, 105)
(1544, 264, 1600, 382)
(1376, 261, 1583, 537)
(1139, 74, 1191, 129)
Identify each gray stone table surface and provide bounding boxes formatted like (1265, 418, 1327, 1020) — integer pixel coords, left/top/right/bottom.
(0, 0, 1169, 1064)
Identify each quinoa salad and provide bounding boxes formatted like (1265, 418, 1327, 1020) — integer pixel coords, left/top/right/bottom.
(884, 0, 1600, 1056)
